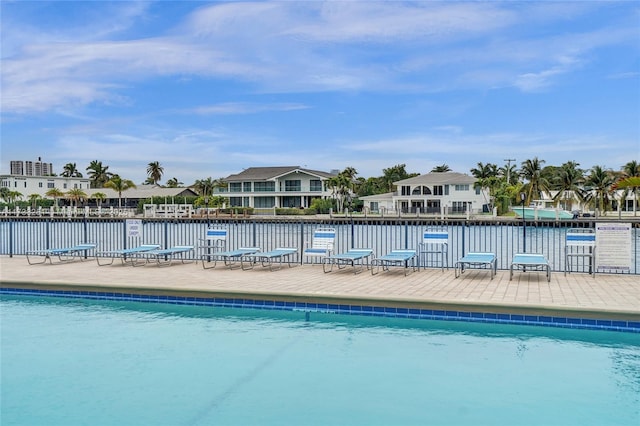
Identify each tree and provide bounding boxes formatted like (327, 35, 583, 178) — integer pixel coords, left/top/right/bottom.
(104, 175, 136, 208)
(61, 162, 83, 177)
(470, 162, 499, 207)
(431, 164, 451, 173)
(193, 177, 215, 198)
(551, 161, 585, 211)
(90, 192, 107, 208)
(584, 166, 615, 217)
(618, 160, 640, 216)
(86, 160, 112, 188)
(45, 188, 65, 209)
(520, 157, 550, 205)
(166, 177, 183, 188)
(0, 187, 10, 203)
(66, 188, 87, 208)
(8, 191, 23, 204)
(147, 161, 164, 186)
(381, 164, 418, 193)
(327, 167, 358, 212)
(28, 194, 42, 209)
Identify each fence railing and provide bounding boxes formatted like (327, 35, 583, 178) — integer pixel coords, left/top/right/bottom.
(1, 217, 638, 274)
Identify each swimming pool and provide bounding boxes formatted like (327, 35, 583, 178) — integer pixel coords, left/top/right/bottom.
(2, 295, 639, 426)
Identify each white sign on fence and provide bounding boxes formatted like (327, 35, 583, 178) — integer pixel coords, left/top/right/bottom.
(126, 219, 143, 238)
(595, 222, 632, 272)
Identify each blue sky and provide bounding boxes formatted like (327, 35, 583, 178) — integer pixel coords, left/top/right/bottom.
(1, 1, 639, 185)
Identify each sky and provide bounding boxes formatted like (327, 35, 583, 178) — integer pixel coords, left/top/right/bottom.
(1, 1, 639, 186)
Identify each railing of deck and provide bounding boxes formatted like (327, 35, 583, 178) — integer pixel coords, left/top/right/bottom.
(1, 217, 638, 274)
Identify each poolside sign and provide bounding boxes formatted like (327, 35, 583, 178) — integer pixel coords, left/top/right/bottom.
(595, 222, 632, 273)
(126, 219, 143, 238)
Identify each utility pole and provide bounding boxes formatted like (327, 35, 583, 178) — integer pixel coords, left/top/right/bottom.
(504, 158, 516, 184)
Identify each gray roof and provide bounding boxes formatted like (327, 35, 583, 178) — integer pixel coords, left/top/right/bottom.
(394, 172, 477, 186)
(88, 186, 197, 199)
(225, 166, 335, 181)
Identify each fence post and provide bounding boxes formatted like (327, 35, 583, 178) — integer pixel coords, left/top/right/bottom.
(350, 217, 355, 249)
(9, 217, 14, 258)
(404, 220, 409, 249)
(46, 218, 51, 249)
(300, 221, 305, 264)
(164, 219, 169, 249)
(123, 220, 127, 250)
(462, 220, 467, 258)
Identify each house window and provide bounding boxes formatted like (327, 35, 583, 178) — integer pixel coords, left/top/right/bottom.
(476, 187, 481, 195)
(455, 184, 469, 191)
(433, 185, 443, 196)
(401, 186, 411, 196)
(254, 182, 275, 192)
(254, 196, 275, 208)
(282, 196, 301, 207)
(229, 183, 242, 192)
(243, 182, 252, 192)
(452, 201, 468, 213)
(444, 185, 449, 195)
(39, 182, 43, 188)
(285, 180, 301, 192)
(63, 183, 68, 189)
(47, 182, 55, 188)
(412, 187, 421, 195)
(310, 179, 322, 192)
(370, 202, 379, 211)
(229, 196, 243, 206)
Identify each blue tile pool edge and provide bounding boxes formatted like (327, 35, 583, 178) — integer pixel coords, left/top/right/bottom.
(2, 286, 639, 333)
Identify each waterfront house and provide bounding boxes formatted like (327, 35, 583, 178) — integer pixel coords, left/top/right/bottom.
(222, 166, 336, 210)
(361, 171, 489, 215)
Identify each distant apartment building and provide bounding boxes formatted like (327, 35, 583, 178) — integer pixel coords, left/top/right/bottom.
(1, 158, 91, 198)
(10, 158, 53, 177)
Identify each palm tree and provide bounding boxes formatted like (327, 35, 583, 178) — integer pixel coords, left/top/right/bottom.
(45, 188, 65, 209)
(619, 160, 640, 216)
(165, 177, 183, 188)
(8, 191, 23, 204)
(104, 175, 136, 208)
(470, 162, 499, 207)
(61, 162, 83, 178)
(147, 161, 164, 186)
(0, 187, 10, 203)
(380, 164, 417, 193)
(520, 157, 550, 205)
(66, 188, 87, 208)
(86, 160, 112, 188)
(584, 166, 615, 217)
(90, 192, 107, 208)
(193, 177, 216, 198)
(431, 164, 451, 173)
(551, 161, 585, 211)
(28, 194, 42, 209)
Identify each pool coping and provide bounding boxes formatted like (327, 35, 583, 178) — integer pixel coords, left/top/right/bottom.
(2, 281, 639, 333)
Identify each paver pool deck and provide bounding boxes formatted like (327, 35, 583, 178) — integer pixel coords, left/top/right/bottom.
(2, 255, 639, 324)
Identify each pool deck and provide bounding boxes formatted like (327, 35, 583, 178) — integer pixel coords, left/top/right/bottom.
(1, 255, 639, 325)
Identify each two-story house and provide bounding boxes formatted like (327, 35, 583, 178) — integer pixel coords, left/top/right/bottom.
(361, 171, 490, 214)
(223, 166, 336, 209)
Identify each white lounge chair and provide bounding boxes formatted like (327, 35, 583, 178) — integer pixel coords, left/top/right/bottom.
(96, 244, 160, 266)
(241, 248, 298, 271)
(303, 228, 335, 263)
(371, 249, 417, 276)
(26, 243, 97, 265)
(454, 252, 497, 279)
(323, 249, 374, 274)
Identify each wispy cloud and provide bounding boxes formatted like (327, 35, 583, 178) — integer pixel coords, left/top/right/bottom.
(3, 1, 637, 114)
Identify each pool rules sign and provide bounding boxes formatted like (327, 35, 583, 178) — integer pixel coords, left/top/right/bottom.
(595, 223, 632, 273)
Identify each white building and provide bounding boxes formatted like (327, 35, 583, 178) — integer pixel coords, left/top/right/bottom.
(223, 166, 335, 209)
(360, 171, 490, 214)
(0, 174, 91, 197)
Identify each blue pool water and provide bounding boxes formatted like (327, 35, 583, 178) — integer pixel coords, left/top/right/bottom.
(1, 295, 639, 426)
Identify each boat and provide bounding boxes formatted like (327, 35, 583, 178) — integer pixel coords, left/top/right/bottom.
(513, 200, 575, 220)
